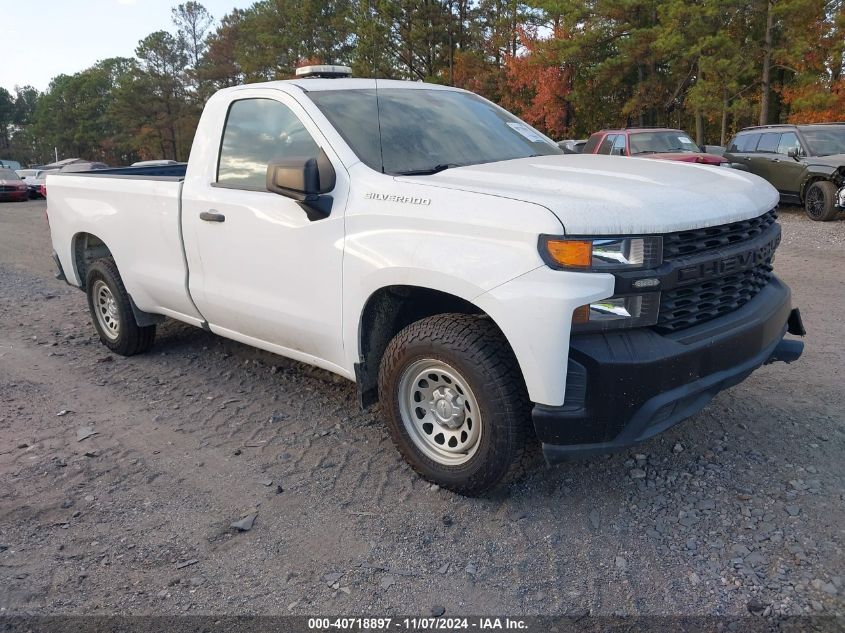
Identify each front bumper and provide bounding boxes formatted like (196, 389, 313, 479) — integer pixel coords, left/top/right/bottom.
(0, 190, 28, 201)
(535, 277, 804, 463)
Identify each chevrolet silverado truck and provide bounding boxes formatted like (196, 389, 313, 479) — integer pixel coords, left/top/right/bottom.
(46, 67, 805, 495)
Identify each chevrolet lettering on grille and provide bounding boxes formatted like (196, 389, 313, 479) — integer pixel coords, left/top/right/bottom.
(675, 232, 781, 284)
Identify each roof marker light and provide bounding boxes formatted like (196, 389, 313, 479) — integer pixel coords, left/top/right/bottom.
(295, 65, 352, 79)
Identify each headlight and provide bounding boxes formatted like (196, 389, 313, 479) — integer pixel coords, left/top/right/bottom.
(572, 293, 660, 331)
(540, 235, 662, 271)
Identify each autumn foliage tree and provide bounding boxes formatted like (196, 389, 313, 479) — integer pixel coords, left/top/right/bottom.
(5, 0, 844, 166)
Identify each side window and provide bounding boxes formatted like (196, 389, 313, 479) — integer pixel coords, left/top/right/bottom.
(611, 134, 627, 156)
(776, 131, 800, 155)
(756, 132, 780, 153)
(727, 136, 741, 153)
(582, 133, 603, 154)
(733, 133, 761, 152)
(217, 98, 319, 190)
(597, 134, 616, 155)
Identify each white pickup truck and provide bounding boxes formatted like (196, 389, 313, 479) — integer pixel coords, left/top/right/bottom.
(47, 68, 805, 495)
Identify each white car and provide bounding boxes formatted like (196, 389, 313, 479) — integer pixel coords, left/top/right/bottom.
(131, 160, 181, 167)
(16, 169, 47, 198)
(45, 69, 805, 494)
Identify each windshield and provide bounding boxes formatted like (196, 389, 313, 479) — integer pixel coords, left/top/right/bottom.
(629, 131, 700, 155)
(0, 168, 20, 180)
(803, 127, 845, 156)
(309, 88, 561, 174)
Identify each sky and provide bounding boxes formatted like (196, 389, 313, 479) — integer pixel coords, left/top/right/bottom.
(0, 0, 257, 94)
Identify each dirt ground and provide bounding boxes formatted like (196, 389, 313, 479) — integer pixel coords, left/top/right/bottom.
(0, 199, 843, 617)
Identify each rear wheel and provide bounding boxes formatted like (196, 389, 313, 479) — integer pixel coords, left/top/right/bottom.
(85, 259, 156, 355)
(804, 180, 839, 221)
(378, 314, 533, 496)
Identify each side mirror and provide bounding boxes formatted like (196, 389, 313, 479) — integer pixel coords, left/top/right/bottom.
(266, 147, 336, 221)
(787, 147, 800, 159)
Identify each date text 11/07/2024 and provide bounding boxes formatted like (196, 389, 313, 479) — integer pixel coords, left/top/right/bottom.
(307, 617, 528, 630)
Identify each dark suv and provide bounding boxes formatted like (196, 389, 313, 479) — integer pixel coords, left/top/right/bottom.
(725, 123, 845, 221)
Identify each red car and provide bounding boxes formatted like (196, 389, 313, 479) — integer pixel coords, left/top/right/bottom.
(0, 167, 29, 201)
(582, 128, 728, 165)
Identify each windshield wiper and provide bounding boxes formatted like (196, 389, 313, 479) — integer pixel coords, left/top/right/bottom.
(395, 163, 461, 176)
(633, 150, 659, 155)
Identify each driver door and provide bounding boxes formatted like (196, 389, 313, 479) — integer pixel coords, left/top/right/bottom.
(181, 92, 348, 372)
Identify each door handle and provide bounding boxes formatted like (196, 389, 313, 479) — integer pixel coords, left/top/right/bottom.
(200, 211, 225, 222)
(772, 158, 781, 163)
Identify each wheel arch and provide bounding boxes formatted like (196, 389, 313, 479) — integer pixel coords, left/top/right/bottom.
(799, 164, 843, 203)
(71, 232, 113, 290)
(354, 284, 520, 409)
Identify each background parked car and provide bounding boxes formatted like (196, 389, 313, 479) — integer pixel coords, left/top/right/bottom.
(131, 159, 180, 167)
(557, 139, 587, 154)
(58, 161, 109, 173)
(724, 123, 845, 221)
(16, 169, 47, 198)
(582, 128, 729, 165)
(0, 159, 22, 170)
(0, 168, 29, 202)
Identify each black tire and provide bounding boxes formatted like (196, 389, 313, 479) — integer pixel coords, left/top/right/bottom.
(804, 180, 839, 221)
(85, 258, 156, 356)
(378, 313, 534, 496)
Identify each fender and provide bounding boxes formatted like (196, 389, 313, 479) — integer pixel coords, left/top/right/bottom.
(800, 163, 845, 200)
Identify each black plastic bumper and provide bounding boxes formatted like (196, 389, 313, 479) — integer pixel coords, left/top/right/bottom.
(535, 277, 804, 463)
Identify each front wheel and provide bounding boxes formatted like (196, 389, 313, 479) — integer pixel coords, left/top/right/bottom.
(805, 180, 839, 221)
(85, 259, 156, 356)
(378, 314, 533, 496)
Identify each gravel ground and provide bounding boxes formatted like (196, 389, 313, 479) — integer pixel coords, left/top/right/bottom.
(0, 200, 843, 618)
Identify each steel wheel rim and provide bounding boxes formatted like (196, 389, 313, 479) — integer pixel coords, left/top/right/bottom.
(806, 187, 823, 218)
(93, 280, 120, 341)
(397, 358, 482, 466)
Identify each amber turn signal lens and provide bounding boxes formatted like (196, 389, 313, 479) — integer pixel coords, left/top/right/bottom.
(571, 304, 590, 325)
(545, 239, 592, 268)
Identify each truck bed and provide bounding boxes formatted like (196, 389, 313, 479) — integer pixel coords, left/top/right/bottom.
(64, 163, 188, 180)
(47, 169, 203, 326)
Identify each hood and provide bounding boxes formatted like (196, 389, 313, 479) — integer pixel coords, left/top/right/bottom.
(646, 152, 727, 165)
(0, 178, 26, 187)
(398, 154, 779, 235)
(807, 153, 845, 168)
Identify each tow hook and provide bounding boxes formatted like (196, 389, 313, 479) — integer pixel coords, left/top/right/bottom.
(765, 309, 805, 365)
(787, 308, 806, 336)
